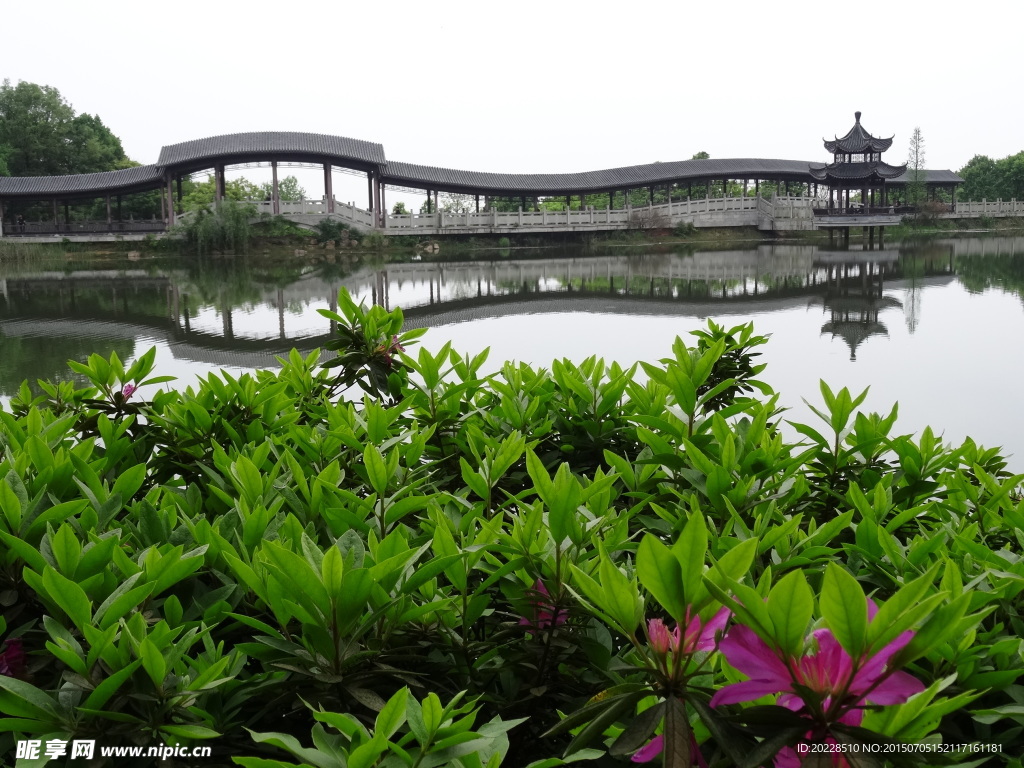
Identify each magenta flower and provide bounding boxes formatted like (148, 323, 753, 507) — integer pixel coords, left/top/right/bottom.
(681, 606, 730, 654)
(647, 618, 677, 655)
(120, 383, 137, 399)
(518, 580, 568, 631)
(711, 625, 924, 765)
(377, 335, 406, 368)
(0, 639, 26, 678)
(645, 607, 730, 657)
(631, 730, 709, 767)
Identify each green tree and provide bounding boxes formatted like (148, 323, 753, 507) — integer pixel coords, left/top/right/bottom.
(259, 175, 306, 202)
(181, 176, 262, 211)
(439, 192, 473, 213)
(392, 202, 409, 215)
(957, 155, 999, 201)
(906, 127, 926, 206)
(691, 151, 710, 160)
(0, 80, 127, 176)
(1001, 151, 1024, 200)
(0, 79, 77, 176)
(66, 113, 128, 174)
(0, 143, 10, 176)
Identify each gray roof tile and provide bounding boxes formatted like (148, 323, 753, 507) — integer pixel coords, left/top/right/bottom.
(0, 164, 164, 197)
(157, 132, 386, 167)
(382, 158, 817, 195)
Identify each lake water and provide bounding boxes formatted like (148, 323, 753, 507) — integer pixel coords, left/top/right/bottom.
(2, 236, 1023, 468)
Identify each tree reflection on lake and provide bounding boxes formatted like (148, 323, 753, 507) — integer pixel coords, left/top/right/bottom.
(1, 237, 1022, 465)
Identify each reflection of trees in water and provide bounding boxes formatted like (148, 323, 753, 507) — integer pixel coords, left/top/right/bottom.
(955, 253, 1024, 304)
(0, 281, 171, 318)
(0, 335, 135, 397)
(173, 261, 311, 312)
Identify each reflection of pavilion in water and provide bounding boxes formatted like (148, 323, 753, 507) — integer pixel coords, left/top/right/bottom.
(811, 252, 902, 361)
(0, 242, 962, 373)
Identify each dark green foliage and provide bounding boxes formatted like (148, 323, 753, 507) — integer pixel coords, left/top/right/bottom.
(0, 80, 127, 177)
(0, 295, 1020, 766)
(175, 201, 257, 255)
(957, 150, 1024, 201)
(312, 218, 355, 244)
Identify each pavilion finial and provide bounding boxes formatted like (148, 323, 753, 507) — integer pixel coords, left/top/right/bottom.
(855, 111, 862, 122)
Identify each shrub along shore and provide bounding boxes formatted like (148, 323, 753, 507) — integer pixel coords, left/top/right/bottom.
(0, 292, 1021, 767)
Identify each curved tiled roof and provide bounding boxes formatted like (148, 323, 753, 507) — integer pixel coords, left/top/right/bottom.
(381, 158, 816, 195)
(809, 161, 908, 182)
(157, 131, 387, 169)
(888, 168, 964, 185)
(0, 129, 961, 200)
(823, 112, 895, 154)
(0, 164, 164, 197)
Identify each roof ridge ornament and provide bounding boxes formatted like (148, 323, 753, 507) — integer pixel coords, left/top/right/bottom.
(855, 111, 862, 122)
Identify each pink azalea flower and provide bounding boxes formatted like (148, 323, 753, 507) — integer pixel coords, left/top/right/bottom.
(0, 639, 26, 678)
(647, 618, 678, 655)
(518, 580, 568, 631)
(646, 608, 730, 656)
(120, 383, 137, 399)
(631, 730, 709, 767)
(711, 625, 924, 765)
(378, 335, 406, 368)
(681, 606, 730, 654)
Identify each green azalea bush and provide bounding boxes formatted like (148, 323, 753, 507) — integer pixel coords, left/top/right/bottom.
(0, 290, 1021, 767)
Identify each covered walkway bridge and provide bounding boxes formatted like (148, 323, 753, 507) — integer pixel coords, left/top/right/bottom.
(0, 131, 966, 239)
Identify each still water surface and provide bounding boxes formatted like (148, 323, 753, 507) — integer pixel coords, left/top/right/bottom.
(2, 237, 1023, 467)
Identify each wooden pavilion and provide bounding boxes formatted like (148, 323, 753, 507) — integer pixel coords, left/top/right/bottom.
(810, 112, 907, 212)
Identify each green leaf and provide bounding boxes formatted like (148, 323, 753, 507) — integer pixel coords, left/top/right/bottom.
(363, 444, 389, 496)
(637, 535, 685, 620)
(94, 574, 157, 630)
(50, 524, 82, 577)
(673, 511, 708, 607)
(374, 687, 408, 741)
(112, 463, 147, 503)
(0, 676, 62, 720)
(160, 724, 221, 739)
(139, 637, 167, 688)
(820, 564, 868, 658)
(82, 660, 143, 710)
(766, 570, 812, 657)
(41, 566, 92, 631)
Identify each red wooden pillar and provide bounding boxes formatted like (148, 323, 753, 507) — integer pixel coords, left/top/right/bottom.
(367, 172, 374, 211)
(52, 199, 59, 226)
(166, 174, 176, 225)
(106, 195, 112, 227)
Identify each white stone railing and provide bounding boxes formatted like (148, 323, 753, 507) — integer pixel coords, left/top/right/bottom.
(769, 195, 817, 220)
(248, 198, 376, 229)
(384, 196, 759, 231)
(954, 199, 1024, 216)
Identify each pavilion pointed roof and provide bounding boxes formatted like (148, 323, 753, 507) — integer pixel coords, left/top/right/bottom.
(824, 112, 894, 154)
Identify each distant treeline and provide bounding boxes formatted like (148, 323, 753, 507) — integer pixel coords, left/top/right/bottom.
(956, 152, 1024, 201)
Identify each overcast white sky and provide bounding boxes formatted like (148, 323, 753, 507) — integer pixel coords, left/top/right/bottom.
(2, 0, 1021, 206)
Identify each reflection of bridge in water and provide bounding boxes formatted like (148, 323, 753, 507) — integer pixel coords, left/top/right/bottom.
(0, 241, 974, 374)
